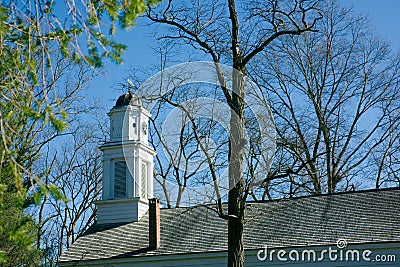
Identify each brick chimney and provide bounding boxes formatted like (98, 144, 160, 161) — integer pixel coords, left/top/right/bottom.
(149, 198, 160, 249)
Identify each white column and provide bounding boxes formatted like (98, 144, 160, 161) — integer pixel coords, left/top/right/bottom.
(147, 161, 153, 199)
(134, 155, 140, 197)
(126, 156, 135, 198)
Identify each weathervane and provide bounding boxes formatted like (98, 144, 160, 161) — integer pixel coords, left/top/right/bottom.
(127, 79, 135, 94)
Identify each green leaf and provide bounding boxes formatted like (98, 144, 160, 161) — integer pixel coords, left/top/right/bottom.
(33, 192, 41, 206)
(47, 184, 68, 203)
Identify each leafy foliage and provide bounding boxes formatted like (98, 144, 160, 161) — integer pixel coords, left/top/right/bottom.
(0, 0, 160, 264)
(0, 166, 41, 265)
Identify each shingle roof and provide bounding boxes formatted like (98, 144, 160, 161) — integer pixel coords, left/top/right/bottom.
(59, 188, 400, 263)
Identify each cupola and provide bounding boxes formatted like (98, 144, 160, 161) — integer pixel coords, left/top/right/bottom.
(95, 91, 156, 224)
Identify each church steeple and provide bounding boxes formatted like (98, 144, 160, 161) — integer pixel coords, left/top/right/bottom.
(95, 91, 156, 224)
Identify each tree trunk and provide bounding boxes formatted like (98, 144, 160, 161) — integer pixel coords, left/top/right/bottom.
(228, 168, 245, 266)
(228, 143, 246, 267)
(227, 62, 246, 266)
(228, 211, 244, 267)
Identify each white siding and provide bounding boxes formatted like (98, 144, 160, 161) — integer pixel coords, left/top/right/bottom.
(96, 198, 148, 224)
(138, 201, 149, 219)
(59, 243, 400, 267)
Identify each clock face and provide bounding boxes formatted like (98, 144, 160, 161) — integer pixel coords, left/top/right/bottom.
(141, 122, 147, 134)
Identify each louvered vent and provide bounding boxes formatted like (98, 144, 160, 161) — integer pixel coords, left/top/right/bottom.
(114, 161, 127, 198)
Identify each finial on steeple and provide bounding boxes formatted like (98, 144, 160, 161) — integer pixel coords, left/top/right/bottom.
(127, 79, 135, 94)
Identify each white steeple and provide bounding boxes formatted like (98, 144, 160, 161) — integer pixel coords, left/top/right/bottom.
(95, 92, 156, 224)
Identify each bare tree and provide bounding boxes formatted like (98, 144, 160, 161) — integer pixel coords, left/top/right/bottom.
(149, 84, 230, 208)
(0, 52, 96, 264)
(29, 115, 105, 266)
(129, 43, 230, 208)
(372, 111, 400, 189)
(3, 55, 103, 265)
(144, 1, 321, 265)
(249, 1, 400, 197)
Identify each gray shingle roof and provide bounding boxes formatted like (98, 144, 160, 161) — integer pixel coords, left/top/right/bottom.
(59, 188, 400, 263)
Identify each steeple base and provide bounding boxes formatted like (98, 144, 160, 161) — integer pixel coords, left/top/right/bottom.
(95, 198, 148, 224)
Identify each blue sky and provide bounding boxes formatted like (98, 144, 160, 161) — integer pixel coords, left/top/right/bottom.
(348, 0, 400, 49)
(88, 0, 400, 110)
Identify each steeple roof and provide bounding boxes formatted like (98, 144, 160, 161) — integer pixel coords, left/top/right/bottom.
(114, 92, 142, 108)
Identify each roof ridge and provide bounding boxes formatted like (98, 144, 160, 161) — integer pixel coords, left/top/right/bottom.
(160, 186, 400, 209)
(246, 186, 400, 204)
